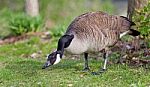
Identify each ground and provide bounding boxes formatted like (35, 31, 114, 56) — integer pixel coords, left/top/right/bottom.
(0, 36, 150, 87)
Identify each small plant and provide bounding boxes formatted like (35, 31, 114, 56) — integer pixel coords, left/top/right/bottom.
(49, 25, 66, 37)
(133, 2, 150, 38)
(8, 14, 43, 36)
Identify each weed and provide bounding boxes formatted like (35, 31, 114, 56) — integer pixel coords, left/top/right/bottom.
(8, 14, 44, 36)
(133, 2, 150, 39)
(49, 24, 66, 37)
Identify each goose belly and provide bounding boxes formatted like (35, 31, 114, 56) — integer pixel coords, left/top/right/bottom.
(65, 37, 88, 54)
(87, 42, 106, 52)
(87, 37, 117, 52)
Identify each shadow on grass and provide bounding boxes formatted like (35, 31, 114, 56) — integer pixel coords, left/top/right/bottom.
(43, 59, 83, 71)
(2, 58, 104, 83)
(4, 59, 83, 75)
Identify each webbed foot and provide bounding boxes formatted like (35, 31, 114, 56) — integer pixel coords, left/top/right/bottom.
(82, 67, 90, 72)
(99, 68, 106, 73)
(91, 72, 100, 75)
(91, 69, 106, 75)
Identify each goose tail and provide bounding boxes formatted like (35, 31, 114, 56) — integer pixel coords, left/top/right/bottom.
(129, 29, 140, 36)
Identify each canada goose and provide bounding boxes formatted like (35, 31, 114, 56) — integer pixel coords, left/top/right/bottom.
(42, 11, 140, 74)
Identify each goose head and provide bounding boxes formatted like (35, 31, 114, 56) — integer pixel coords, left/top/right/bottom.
(42, 51, 62, 69)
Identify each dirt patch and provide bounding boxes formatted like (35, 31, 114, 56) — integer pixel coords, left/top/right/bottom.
(0, 62, 6, 69)
(0, 32, 50, 45)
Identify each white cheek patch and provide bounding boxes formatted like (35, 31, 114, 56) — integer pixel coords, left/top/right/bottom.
(54, 54, 61, 65)
(47, 61, 51, 66)
(46, 54, 49, 59)
(120, 31, 130, 38)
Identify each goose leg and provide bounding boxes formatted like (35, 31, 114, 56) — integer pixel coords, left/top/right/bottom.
(92, 50, 109, 75)
(82, 53, 90, 71)
(99, 51, 109, 72)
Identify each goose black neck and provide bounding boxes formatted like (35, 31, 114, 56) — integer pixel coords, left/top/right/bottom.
(56, 35, 74, 58)
(56, 40, 65, 58)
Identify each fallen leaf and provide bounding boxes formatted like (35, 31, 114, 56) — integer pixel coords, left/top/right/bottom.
(68, 84, 73, 87)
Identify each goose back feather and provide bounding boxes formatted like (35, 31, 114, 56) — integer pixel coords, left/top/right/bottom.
(65, 11, 134, 54)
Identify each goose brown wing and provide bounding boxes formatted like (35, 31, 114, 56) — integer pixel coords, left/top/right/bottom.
(66, 11, 131, 36)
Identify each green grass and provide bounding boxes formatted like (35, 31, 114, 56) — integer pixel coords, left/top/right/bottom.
(0, 37, 150, 87)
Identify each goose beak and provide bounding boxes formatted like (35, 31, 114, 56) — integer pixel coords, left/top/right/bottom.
(42, 61, 51, 69)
